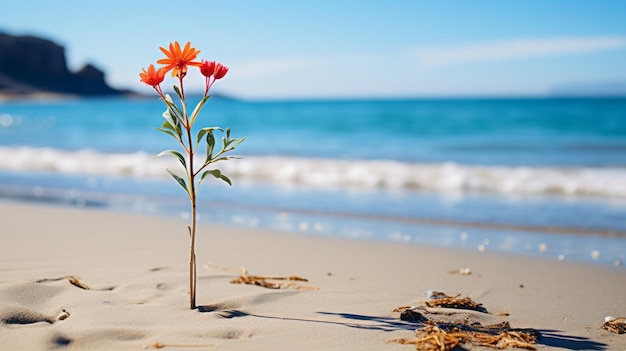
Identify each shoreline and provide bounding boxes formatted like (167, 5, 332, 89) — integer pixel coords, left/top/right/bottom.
(2, 190, 625, 268)
(207, 200, 626, 238)
(1, 190, 625, 269)
(1, 201, 625, 350)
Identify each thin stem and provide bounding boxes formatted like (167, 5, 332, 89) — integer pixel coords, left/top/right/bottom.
(178, 74, 197, 310)
(187, 225, 195, 309)
(154, 85, 164, 98)
(187, 122, 197, 309)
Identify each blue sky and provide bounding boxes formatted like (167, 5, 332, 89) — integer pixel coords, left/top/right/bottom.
(2, 1, 626, 99)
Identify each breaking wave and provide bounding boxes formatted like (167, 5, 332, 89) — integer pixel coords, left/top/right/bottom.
(1, 146, 625, 198)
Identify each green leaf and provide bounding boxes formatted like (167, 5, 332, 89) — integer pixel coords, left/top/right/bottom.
(161, 120, 175, 131)
(223, 137, 245, 152)
(164, 94, 184, 119)
(199, 169, 232, 186)
(222, 134, 245, 151)
(173, 85, 183, 101)
(196, 127, 223, 151)
(155, 150, 187, 169)
(155, 127, 179, 141)
(162, 108, 177, 129)
(167, 169, 191, 196)
(205, 131, 216, 164)
(175, 120, 183, 140)
(232, 136, 246, 148)
(210, 156, 231, 163)
(190, 96, 210, 126)
(159, 121, 182, 141)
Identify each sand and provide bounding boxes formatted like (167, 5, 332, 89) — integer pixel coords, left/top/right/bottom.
(0, 201, 624, 350)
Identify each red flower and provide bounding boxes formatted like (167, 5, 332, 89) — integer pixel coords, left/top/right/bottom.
(200, 60, 229, 95)
(139, 64, 166, 87)
(157, 41, 202, 78)
(214, 62, 229, 79)
(199, 60, 229, 80)
(199, 60, 216, 77)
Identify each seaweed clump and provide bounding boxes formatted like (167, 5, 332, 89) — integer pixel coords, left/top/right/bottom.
(425, 291, 487, 313)
(393, 321, 539, 350)
(601, 317, 626, 334)
(230, 273, 318, 290)
(391, 291, 539, 350)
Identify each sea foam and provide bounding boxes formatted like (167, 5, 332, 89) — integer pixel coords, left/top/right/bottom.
(1, 146, 625, 198)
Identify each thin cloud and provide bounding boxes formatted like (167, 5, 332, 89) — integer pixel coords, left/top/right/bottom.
(414, 36, 626, 67)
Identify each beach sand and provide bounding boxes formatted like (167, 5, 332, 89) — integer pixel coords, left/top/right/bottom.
(0, 201, 624, 350)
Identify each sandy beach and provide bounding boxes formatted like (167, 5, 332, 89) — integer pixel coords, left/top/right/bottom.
(0, 201, 624, 350)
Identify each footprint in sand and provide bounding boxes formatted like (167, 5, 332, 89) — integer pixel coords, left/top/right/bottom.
(0, 306, 70, 325)
(0, 282, 71, 326)
(0, 305, 56, 325)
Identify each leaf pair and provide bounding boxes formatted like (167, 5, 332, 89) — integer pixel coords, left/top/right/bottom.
(200, 169, 232, 186)
(154, 89, 244, 196)
(196, 127, 245, 187)
(156, 94, 185, 142)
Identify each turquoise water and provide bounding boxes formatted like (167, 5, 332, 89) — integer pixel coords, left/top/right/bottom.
(1, 97, 625, 266)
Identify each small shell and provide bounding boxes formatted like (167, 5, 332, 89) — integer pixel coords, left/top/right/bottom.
(591, 250, 600, 260)
(459, 268, 471, 275)
(605, 316, 616, 322)
(56, 309, 70, 321)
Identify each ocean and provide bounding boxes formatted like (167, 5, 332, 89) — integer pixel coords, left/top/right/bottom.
(1, 97, 625, 266)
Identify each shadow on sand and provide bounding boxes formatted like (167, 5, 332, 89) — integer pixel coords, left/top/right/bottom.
(197, 307, 608, 350)
(537, 330, 607, 351)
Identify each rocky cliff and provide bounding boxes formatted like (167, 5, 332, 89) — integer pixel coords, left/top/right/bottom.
(0, 32, 130, 96)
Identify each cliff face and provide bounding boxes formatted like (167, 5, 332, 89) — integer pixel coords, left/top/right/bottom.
(0, 32, 128, 96)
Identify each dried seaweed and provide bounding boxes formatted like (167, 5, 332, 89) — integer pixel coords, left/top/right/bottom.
(391, 292, 538, 350)
(601, 317, 626, 334)
(35, 276, 90, 290)
(68, 277, 90, 290)
(425, 292, 487, 313)
(391, 321, 539, 350)
(206, 264, 318, 290)
(230, 274, 318, 290)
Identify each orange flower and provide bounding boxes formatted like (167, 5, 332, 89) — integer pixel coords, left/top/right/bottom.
(157, 41, 202, 78)
(139, 64, 166, 87)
